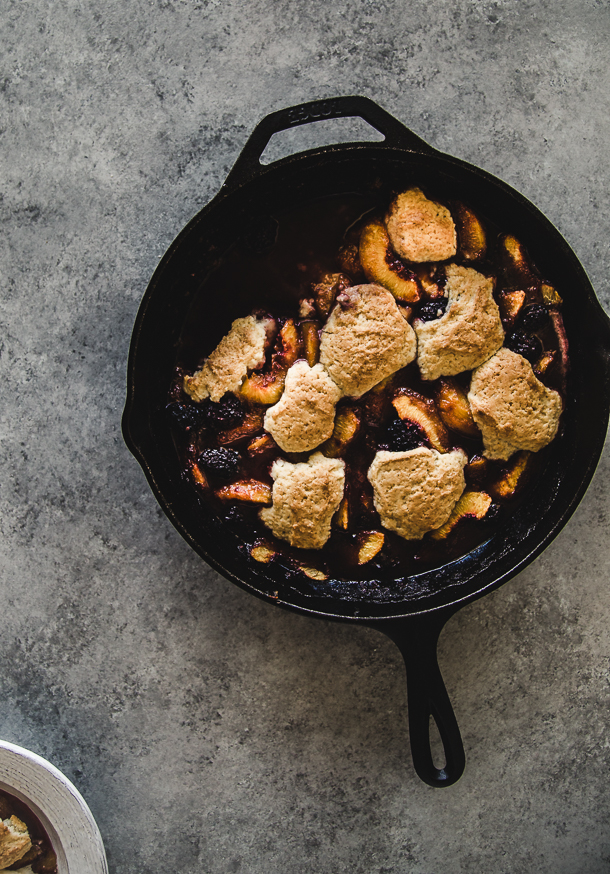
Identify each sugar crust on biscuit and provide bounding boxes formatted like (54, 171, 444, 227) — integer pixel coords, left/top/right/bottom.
(259, 452, 345, 550)
(385, 187, 457, 263)
(367, 447, 467, 540)
(183, 315, 270, 403)
(263, 360, 342, 453)
(319, 283, 417, 397)
(415, 263, 504, 381)
(467, 347, 562, 460)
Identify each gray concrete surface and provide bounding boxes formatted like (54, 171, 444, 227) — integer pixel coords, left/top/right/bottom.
(2, 1, 610, 871)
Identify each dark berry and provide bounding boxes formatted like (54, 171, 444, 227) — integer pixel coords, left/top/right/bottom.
(505, 331, 543, 362)
(385, 248, 416, 281)
(384, 419, 426, 451)
(517, 304, 550, 331)
(202, 395, 245, 431)
(166, 402, 208, 433)
(199, 448, 240, 479)
(417, 297, 448, 321)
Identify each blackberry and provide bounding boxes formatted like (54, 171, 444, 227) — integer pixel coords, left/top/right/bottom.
(384, 419, 426, 451)
(505, 330, 542, 363)
(417, 297, 448, 321)
(517, 304, 550, 331)
(199, 448, 241, 479)
(166, 402, 208, 433)
(202, 394, 245, 431)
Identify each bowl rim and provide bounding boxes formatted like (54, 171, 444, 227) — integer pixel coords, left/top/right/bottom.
(0, 741, 108, 874)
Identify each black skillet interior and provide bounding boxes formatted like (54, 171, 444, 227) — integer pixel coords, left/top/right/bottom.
(123, 97, 610, 785)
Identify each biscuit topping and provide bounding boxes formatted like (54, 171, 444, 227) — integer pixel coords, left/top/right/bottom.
(415, 264, 504, 381)
(467, 347, 562, 460)
(263, 361, 342, 453)
(0, 814, 32, 869)
(183, 315, 270, 403)
(259, 453, 345, 550)
(319, 283, 417, 397)
(367, 448, 468, 540)
(385, 187, 457, 262)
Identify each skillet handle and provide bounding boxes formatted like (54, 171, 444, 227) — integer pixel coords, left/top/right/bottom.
(222, 96, 437, 190)
(377, 612, 465, 787)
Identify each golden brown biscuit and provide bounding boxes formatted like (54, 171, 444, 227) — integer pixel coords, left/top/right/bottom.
(385, 188, 457, 262)
(263, 361, 342, 453)
(467, 347, 562, 460)
(367, 447, 467, 540)
(415, 264, 504, 381)
(0, 815, 32, 869)
(319, 284, 417, 397)
(259, 453, 345, 549)
(183, 315, 270, 403)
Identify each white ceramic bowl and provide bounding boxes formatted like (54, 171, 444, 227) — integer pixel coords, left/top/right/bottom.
(0, 741, 107, 874)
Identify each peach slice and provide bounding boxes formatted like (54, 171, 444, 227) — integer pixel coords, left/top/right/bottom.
(301, 566, 329, 581)
(359, 220, 421, 303)
(312, 273, 352, 319)
(434, 378, 479, 438)
(431, 490, 493, 539)
(334, 495, 349, 530)
(533, 351, 556, 378)
(239, 319, 301, 405)
(489, 451, 531, 499)
(392, 390, 450, 453)
(247, 433, 277, 456)
(301, 319, 321, 366)
(217, 410, 264, 445)
(216, 479, 272, 504)
(498, 290, 526, 328)
(499, 234, 538, 287)
(321, 407, 360, 458)
(453, 202, 487, 261)
(189, 462, 209, 488)
(465, 455, 488, 483)
(357, 531, 385, 564)
(250, 543, 276, 563)
(542, 283, 563, 307)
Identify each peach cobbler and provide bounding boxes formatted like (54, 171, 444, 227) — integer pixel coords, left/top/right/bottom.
(167, 187, 567, 583)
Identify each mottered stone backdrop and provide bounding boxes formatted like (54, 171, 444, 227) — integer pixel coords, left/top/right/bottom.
(1, 1, 610, 872)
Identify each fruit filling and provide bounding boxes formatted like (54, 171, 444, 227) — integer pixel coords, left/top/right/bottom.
(168, 188, 568, 584)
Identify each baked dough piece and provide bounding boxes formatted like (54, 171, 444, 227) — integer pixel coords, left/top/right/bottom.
(0, 815, 31, 869)
(319, 284, 417, 397)
(385, 187, 457, 262)
(259, 453, 345, 549)
(467, 347, 562, 460)
(367, 447, 467, 540)
(263, 360, 342, 453)
(183, 315, 270, 403)
(415, 264, 504, 381)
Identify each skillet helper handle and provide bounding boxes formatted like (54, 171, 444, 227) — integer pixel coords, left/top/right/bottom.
(381, 613, 465, 787)
(223, 96, 436, 190)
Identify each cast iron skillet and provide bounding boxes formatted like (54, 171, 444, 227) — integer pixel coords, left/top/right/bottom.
(123, 96, 610, 787)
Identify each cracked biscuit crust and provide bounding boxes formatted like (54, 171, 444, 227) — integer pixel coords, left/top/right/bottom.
(415, 263, 504, 381)
(367, 447, 467, 540)
(385, 187, 457, 262)
(264, 360, 342, 453)
(259, 453, 345, 549)
(183, 315, 269, 403)
(319, 283, 417, 397)
(0, 815, 32, 869)
(467, 347, 562, 460)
